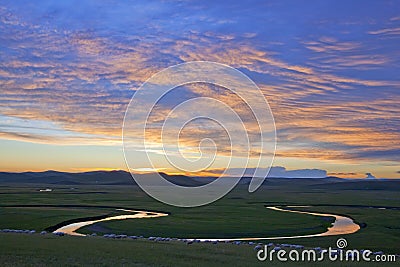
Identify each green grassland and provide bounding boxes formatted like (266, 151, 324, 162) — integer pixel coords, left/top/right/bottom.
(0, 233, 399, 267)
(0, 179, 399, 266)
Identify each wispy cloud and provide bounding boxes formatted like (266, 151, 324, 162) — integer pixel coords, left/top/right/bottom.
(304, 37, 360, 53)
(368, 27, 400, 36)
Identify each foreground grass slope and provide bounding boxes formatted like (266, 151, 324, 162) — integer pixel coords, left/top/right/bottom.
(0, 233, 398, 267)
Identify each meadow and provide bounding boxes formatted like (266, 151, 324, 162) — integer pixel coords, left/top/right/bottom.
(0, 176, 399, 266)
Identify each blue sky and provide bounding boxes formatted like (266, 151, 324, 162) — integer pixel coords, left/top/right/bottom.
(0, 0, 399, 178)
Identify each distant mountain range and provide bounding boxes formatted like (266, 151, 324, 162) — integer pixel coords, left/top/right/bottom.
(0, 171, 399, 191)
(0, 170, 206, 186)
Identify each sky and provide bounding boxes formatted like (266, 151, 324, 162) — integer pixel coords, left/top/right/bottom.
(0, 0, 399, 178)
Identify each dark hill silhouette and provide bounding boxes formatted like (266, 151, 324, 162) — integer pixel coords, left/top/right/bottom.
(0, 170, 207, 187)
(0, 171, 398, 190)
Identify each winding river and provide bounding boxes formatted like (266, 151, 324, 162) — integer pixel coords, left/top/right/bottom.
(54, 209, 168, 236)
(53, 205, 360, 240)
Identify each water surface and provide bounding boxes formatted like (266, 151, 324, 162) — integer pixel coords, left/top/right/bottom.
(54, 205, 360, 240)
(54, 209, 168, 236)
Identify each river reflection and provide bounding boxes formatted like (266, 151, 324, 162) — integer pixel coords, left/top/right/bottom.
(54, 209, 168, 236)
(194, 206, 360, 242)
(54, 206, 360, 240)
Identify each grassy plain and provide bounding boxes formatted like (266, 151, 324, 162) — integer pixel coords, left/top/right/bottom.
(0, 178, 399, 266)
